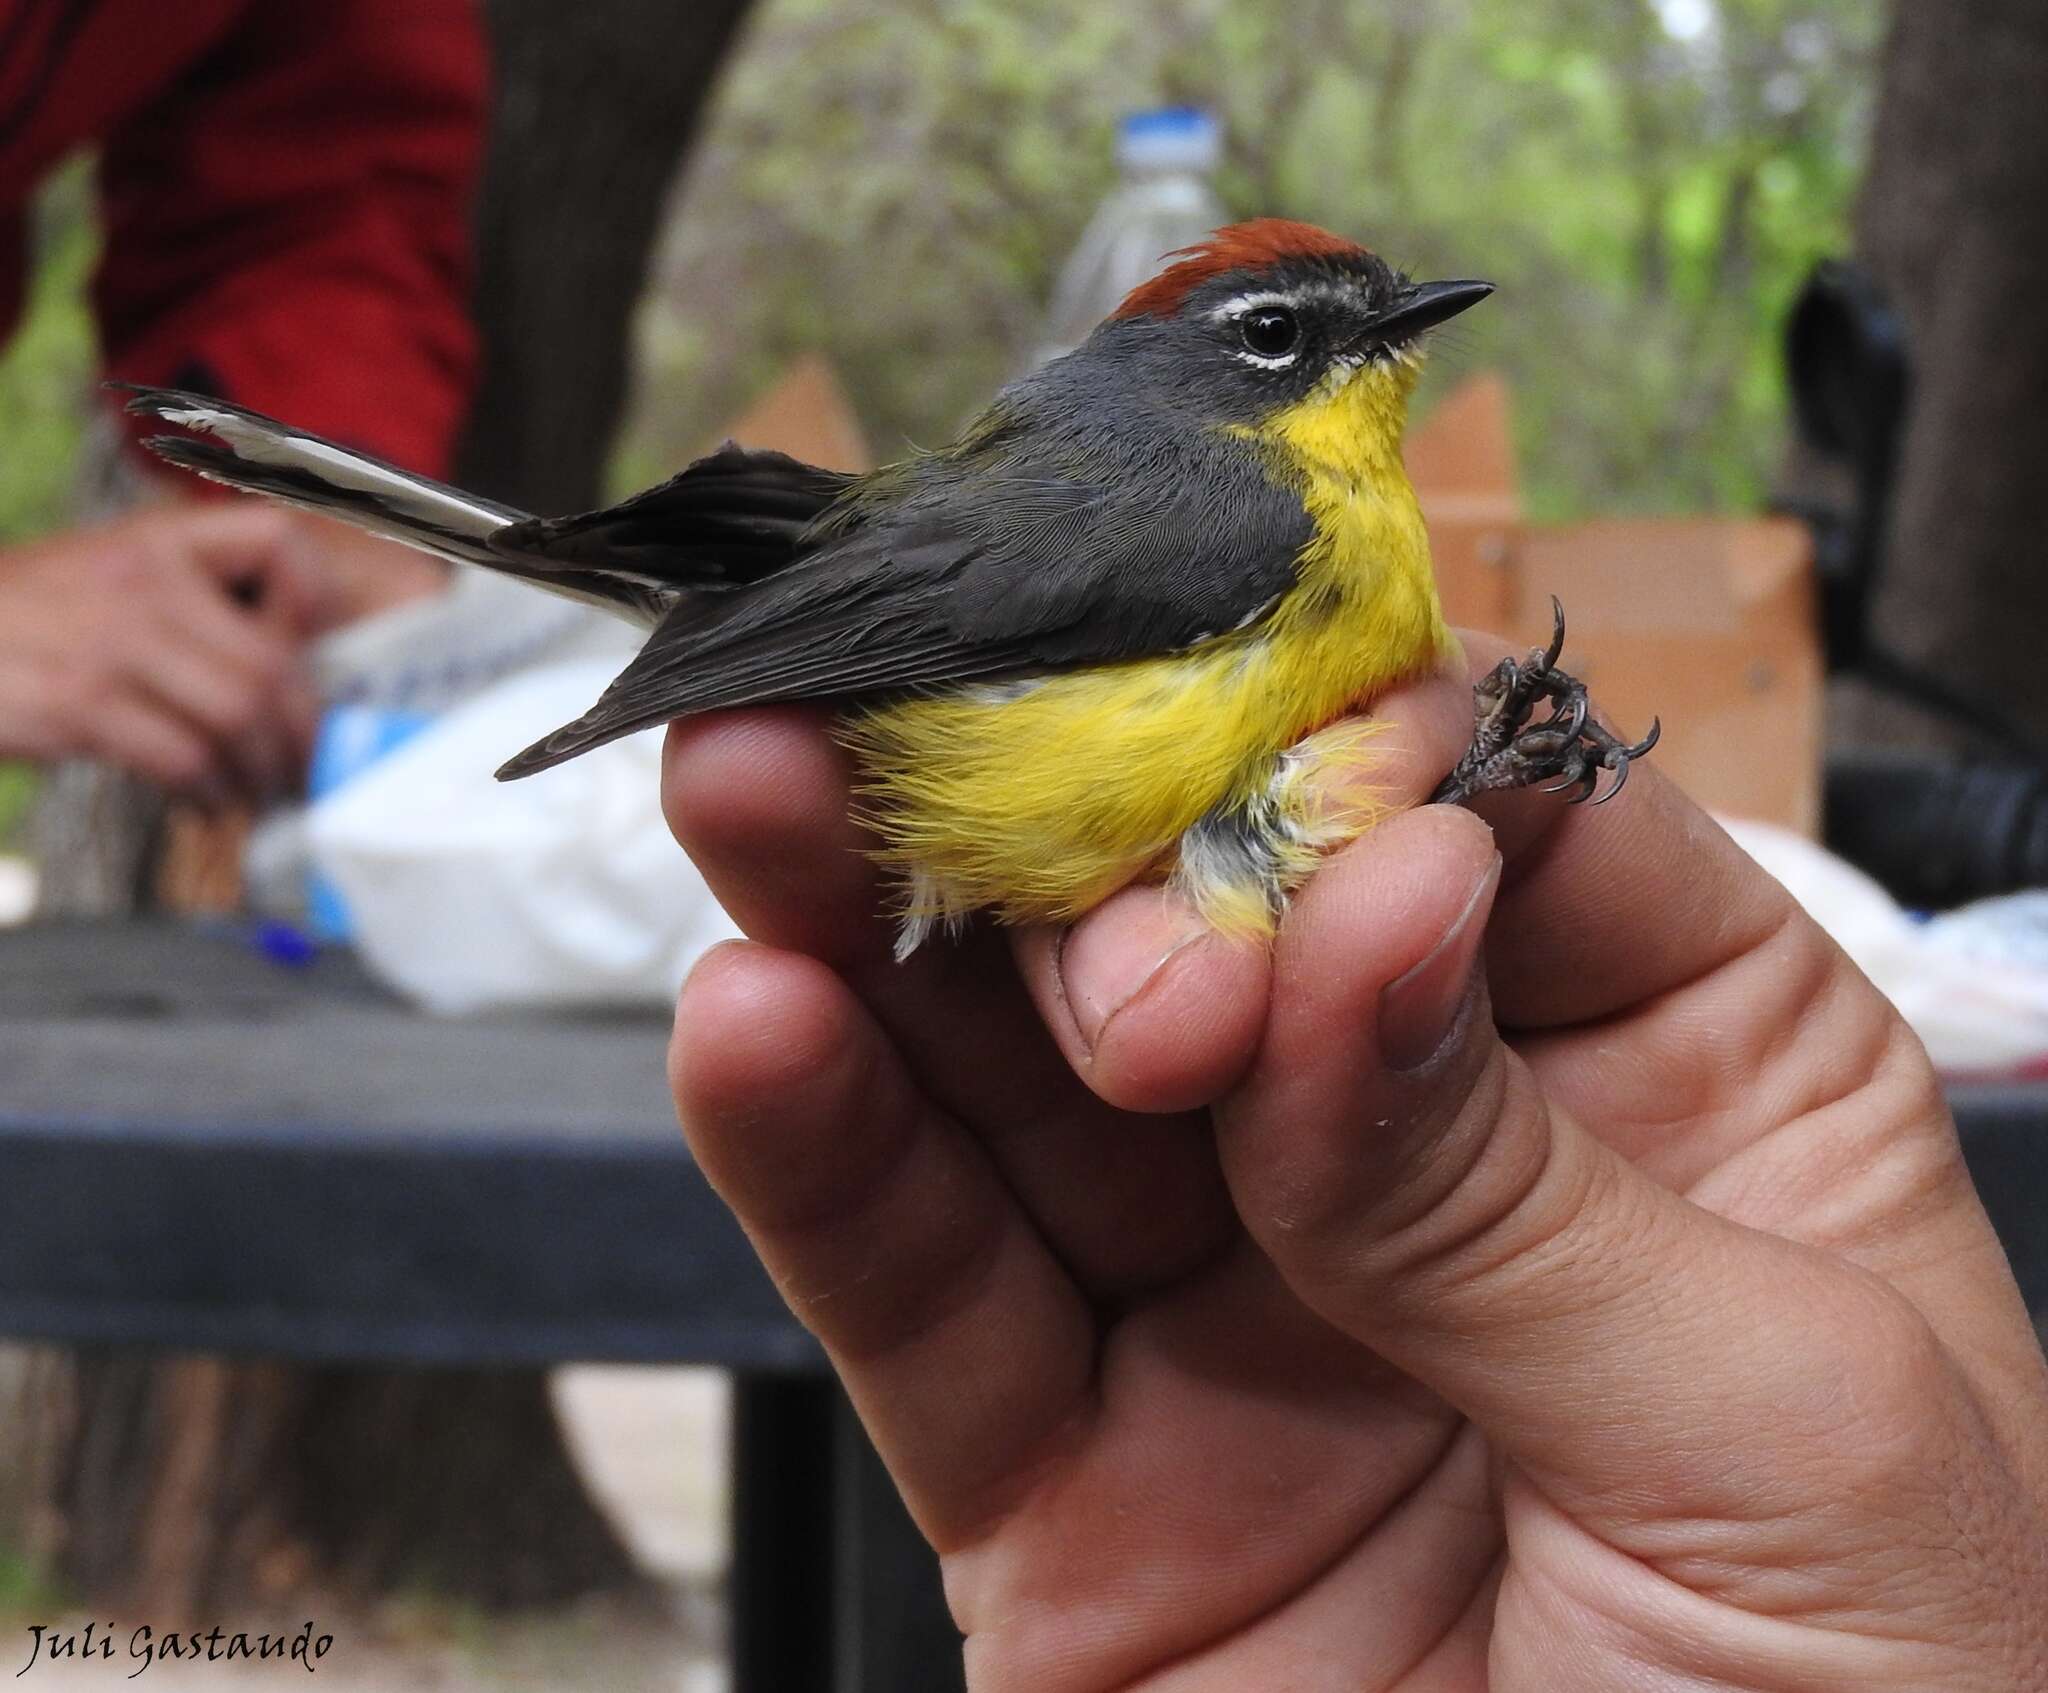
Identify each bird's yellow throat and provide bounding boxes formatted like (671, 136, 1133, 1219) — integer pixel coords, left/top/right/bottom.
(843, 356, 1454, 946)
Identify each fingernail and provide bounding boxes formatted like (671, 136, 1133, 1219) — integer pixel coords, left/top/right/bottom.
(1377, 855, 1500, 1072)
(1055, 889, 1205, 1054)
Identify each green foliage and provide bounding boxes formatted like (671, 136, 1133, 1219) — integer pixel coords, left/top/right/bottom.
(622, 0, 1884, 519)
(0, 764, 33, 850)
(0, 156, 99, 545)
(0, 159, 95, 851)
(0, 1545, 69, 1619)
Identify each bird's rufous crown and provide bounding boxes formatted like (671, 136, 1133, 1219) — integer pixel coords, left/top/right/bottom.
(1111, 219, 1374, 321)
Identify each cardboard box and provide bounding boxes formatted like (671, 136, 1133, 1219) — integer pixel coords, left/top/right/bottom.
(1410, 378, 1821, 832)
(716, 354, 872, 473)
(1504, 518, 1820, 833)
(1408, 373, 1520, 633)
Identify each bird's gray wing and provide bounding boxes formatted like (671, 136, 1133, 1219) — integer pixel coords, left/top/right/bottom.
(492, 446, 857, 587)
(497, 397, 1311, 777)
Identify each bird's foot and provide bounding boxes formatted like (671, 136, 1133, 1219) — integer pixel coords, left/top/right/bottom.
(1430, 598, 1660, 807)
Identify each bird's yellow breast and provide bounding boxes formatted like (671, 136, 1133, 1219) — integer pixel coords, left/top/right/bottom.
(841, 361, 1454, 934)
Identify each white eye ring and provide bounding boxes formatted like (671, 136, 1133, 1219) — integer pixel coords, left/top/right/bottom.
(1233, 344, 1299, 371)
(1212, 291, 1303, 369)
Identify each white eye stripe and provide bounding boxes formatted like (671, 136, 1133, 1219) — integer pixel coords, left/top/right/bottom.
(1207, 288, 1308, 322)
(1205, 278, 1362, 322)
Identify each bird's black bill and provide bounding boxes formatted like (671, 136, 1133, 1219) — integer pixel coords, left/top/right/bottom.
(1367, 278, 1495, 344)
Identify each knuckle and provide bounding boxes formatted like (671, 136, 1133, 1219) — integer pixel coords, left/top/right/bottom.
(1799, 1275, 1962, 1485)
(38, 665, 100, 731)
(1855, 1285, 1956, 1410)
(1348, 1053, 1572, 1303)
(94, 543, 157, 595)
(157, 747, 209, 791)
(211, 506, 296, 568)
(108, 617, 169, 674)
(212, 676, 265, 729)
(239, 640, 293, 693)
(230, 503, 293, 543)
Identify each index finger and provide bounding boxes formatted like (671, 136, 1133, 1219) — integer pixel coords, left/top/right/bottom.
(661, 710, 1238, 1302)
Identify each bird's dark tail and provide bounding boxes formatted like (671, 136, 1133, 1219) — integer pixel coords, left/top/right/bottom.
(119, 386, 669, 623)
(124, 385, 872, 782)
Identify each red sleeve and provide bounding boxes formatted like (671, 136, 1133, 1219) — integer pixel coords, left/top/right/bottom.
(93, 0, 487, 476)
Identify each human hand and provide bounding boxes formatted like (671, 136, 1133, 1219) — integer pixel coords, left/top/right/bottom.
(664, 656, 2048, 1692)
(0, 505, 321, 803)
(265, 508, 450, 630)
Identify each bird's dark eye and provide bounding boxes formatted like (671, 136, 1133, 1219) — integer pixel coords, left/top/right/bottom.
(1239, 306, 1300, 360)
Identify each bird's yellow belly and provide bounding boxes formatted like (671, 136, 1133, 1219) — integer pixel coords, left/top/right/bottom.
(840, 470, 1451, 945)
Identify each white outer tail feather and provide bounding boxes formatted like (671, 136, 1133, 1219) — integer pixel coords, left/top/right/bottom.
(146, 399, 516, 541)
(130, 387, 666, 625)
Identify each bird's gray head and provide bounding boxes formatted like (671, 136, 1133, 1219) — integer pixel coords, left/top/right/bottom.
(1072, 218, 1492, 427)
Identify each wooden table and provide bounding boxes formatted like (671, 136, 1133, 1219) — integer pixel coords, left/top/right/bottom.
(0, 918, 964, 1693)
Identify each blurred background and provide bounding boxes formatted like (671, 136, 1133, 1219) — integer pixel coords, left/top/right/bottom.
(2, 0, 2045, 1687)
(621, 0, 1878, 522)
(2, 0, 1880, 538)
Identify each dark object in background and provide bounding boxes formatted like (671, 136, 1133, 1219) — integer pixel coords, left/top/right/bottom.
(457, 0, 758, 515)
(1825, 752, 2048, 911)
(1784, 261, 1908, 682)
(1787, 262, 2048, 910)
(0, 920, 960, 1692)
(1785, 261, 2040, 762)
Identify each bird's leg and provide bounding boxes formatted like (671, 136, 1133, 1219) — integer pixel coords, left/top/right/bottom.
(1430, 598, 1660, 808)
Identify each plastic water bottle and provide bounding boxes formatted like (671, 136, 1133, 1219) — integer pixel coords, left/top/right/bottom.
(1029, 107, 1229, 368)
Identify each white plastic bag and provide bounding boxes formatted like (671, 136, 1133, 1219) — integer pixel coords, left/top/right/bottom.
(1721, 817, 2048, 1079)
(303, 656, 738, 1015)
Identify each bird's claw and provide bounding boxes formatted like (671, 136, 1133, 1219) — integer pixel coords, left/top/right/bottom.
(1429, 598, 1660, 808)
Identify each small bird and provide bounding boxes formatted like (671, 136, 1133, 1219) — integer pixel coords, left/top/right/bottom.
(126, 218, 1651, 957)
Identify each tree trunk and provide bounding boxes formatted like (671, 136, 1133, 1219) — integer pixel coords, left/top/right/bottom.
(10, 0, 755, 1618)
(1831, 0, 2048, 753)
(457, 0, 758, 514)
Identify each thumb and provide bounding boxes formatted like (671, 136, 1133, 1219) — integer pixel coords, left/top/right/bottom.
(1215, 803, 1957, 1533)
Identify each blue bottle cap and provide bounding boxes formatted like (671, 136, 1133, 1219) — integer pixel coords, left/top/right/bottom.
(1116, 107, 1222, 173)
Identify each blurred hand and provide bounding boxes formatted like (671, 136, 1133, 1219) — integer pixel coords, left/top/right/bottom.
(663, 656, 2048, 1693)
(271, 507, 450, 631)
(0, 505, 322, 803)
